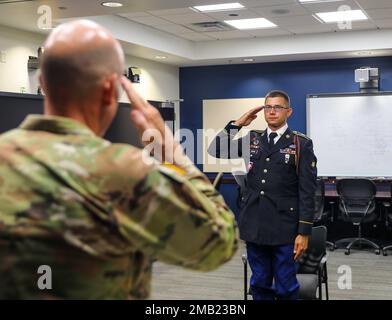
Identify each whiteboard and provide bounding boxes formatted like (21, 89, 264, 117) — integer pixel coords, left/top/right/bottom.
(307, 93, 392, 177)
(203, 97, 267, 173)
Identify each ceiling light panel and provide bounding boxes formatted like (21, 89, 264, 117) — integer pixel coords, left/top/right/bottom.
(192, 3, 244, 13)
(316, 9, 368, 23)
(224, 18, 277, 30)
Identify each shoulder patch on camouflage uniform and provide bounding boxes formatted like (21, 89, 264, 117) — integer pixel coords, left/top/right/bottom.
(162, 163, 186, 175)
(292, 131, 310, 140)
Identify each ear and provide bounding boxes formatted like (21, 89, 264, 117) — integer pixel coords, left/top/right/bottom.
(287, 107, 293, 118)
(39, 72, 46, 93)
(101, 74, 117, 107)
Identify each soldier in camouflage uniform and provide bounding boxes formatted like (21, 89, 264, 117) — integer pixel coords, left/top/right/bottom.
(0, 20, 238, 299)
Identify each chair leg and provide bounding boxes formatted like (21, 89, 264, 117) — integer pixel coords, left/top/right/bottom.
(382, 244, 392, 256)
(323, 263, 329, 301)
(345, 238, 380, 255)
(318, 270, 323, 300)
(358, 238, 380, 252)
(334, 238, 357, 254)
(242, 254, 248, 301)
(335, 238, 357, 248)
(337, 223, 380, 255)
(326, 241, 335, 251)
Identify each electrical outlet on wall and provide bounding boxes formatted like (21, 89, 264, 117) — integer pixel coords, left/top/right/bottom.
(0, 51, 6, 63)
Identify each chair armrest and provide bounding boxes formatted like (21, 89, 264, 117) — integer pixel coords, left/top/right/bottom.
(321, 252, 328, 266)
(382, 202, 391, 208)
(241, 254, 247, 265)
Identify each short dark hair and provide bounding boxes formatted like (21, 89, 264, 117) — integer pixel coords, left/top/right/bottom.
(265, 90, 291, 107)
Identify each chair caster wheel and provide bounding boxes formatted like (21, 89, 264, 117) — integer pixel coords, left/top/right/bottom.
(345, 250, 350, 255)
(383, 251, 388, 256)
(375, 250, 381, 255)
(329, 247, 334, 252)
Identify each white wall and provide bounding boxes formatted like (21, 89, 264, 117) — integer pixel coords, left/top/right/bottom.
(121, 55, 179, 102)
(120, 55, 180, 131)
(0, 24, 180, 127)
(0, 25, 44, 94)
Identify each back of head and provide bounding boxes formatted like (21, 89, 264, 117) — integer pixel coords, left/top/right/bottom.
(40, 20, 125, 110)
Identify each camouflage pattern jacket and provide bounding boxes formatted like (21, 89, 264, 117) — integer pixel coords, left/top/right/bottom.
(0, 115, 238, 299)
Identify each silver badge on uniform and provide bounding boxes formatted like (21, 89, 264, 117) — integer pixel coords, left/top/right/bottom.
(285, 154, 290, 164)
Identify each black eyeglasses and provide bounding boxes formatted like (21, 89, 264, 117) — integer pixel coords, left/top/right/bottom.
(264, 105, 290, 112)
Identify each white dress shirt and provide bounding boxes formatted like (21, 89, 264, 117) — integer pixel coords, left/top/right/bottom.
(267, 123, 288, 144)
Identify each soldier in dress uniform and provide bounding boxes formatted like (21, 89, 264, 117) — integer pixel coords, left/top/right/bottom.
(208, 90, 317, 300)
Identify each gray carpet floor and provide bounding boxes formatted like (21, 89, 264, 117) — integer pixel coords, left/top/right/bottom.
(150, 241, 392, 300)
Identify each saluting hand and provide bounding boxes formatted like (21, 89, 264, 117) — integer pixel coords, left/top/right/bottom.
(233, 106, 264, 127)
(294, 234, 309, 261)
(121, 76, 180, 163)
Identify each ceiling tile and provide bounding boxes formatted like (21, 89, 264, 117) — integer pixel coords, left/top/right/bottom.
(373, 18, 392, 28)
(332, 20, 377, 31)
(147, 8, 196, 16)
(130, 15, 173, 26)
(286, 23, 336, 34)
(118, 12, 150, 19)
(152, 24, 195, 34)
(205, 30, 253, 40)
(301, 0, 360, 13)
(355, 0, 392, 9)
(161, 13, 216, 24)
(251, 4, 310, 17)
(365, 8, 392, 20)
(243, 0, 297, 8)
(177, 32, 215, 41)
(205, 9, 260, 21)
(270, 14, 320, 27)
(245, 28, 292, 37)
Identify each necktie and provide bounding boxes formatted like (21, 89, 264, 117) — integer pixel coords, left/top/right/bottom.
(268, 132, 278, 149)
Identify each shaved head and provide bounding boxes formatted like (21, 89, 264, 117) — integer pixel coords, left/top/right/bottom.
(41, 20, 125, 110)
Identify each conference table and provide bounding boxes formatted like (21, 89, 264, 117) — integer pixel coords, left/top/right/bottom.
(209, 175, 392, 200)
(324, 180, 391, 200)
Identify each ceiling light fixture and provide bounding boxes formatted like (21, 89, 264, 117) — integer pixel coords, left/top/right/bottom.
(101, 2, 123, 8)
(192, 3, 244, 13)
(155, 56, 167, 60)
(315, 10, 368, 23)
(224, 18, 277, 30)
(243, 58, 254, 62)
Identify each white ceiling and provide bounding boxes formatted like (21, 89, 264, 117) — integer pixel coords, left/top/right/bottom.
(0, 0, 392, 66)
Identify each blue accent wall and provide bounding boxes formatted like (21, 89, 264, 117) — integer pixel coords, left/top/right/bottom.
(179, 56, 392, 216)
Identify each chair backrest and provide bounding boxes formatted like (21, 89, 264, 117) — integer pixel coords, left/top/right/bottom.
(336, 179, 376, 217)
(313, 178, 325, 222)
(336, 178, 376, 199)
(298, 226, 327, 274)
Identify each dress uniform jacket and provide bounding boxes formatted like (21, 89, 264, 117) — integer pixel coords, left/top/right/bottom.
(208, 121, 317, 246)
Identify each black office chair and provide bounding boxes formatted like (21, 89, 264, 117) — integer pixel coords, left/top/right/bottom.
(335, 179, 380, 255)
(297, 226, 329, 300)
(242, 226, 329, 300)
(382, 183, 392, 256)
(313, 178, 335, 250)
